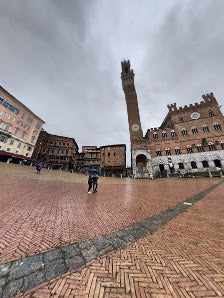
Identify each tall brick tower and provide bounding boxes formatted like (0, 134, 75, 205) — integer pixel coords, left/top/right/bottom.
(121, 60, 143, 143)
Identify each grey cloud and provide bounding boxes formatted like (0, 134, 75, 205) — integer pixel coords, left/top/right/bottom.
(0, 0, 223, 165)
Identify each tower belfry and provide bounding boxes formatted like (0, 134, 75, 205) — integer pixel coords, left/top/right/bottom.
(121, 60, 143, 143)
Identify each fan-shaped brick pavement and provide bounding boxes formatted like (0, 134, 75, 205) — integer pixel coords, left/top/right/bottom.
(18, 182, 224, 297)
(0, 163, 220, 264)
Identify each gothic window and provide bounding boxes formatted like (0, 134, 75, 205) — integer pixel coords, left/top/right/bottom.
(182, 129, 188, 136)
(202, 160, 209, 168)
(156, 149, 162, 156)
(197, 144, 204, 152)
(186, 145, 193, 153)
(214, 123, 221, 131)
(208, 142, 216, 151)
(170, 130, 176, 137)
(192, 127, 198, 134)
(214, 159, 221, 167)
(162, 132, 167, 139)
(153, 133, 158, 139)
(178, 162, 184, 169)
(191, 161, 197, 169)
(209, 110, 214, 117)
(165, 148, 171, 156)
(202, 125, 209, 133)
(221, 141, 224, 149)
(175, 148, 181, 155)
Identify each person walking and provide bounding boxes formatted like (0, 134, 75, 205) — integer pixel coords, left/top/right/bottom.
(88, 175, 93, 193)
(92, 174, 98, 193)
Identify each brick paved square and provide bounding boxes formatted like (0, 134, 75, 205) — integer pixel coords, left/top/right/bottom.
(0, 162, 221, 265)
(18, 182, 224, 297)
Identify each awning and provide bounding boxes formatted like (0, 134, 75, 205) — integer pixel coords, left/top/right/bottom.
(0, 150, 37, 162)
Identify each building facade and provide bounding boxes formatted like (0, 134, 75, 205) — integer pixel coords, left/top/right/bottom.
(121, 60, 224, 178)
(0, 86, 45, 161)
(32, 130, 78, 169)
(100, 144, 126, 175)
(74, 152, 85, 171)
(82, 146, 100, 171)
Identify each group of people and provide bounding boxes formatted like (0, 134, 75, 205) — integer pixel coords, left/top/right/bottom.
(88, 174, 98, 193)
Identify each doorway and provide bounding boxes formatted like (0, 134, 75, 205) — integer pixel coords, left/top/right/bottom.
(136, 154, 147, 175)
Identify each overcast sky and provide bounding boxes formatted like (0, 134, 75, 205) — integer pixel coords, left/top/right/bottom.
(0, 0, 224, 166)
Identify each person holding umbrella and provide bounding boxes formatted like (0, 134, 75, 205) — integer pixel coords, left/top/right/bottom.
(88, 169, 99, 193)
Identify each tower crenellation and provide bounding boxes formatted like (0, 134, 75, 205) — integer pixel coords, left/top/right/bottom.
(121, 60, 135, 89)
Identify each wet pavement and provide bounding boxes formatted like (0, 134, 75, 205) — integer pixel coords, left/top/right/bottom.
(0, 163, 223, 297)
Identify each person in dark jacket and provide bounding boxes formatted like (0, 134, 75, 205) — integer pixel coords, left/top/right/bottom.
(88, 175, 92, 193)
(92, 174, 98, 193)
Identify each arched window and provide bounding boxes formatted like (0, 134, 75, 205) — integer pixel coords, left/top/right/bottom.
(153, 132, 158, 139)
(186, 145, 193, 153)
(182, 128, 188, 136)
(202, 160, 209, 168)
(178, 163, 184, 169)
(214, 123, 221, 131)
(192, 127, 198, 135)
(197, 144, 204, 152)
(175, 147, 181, 155)
(165, 147, 171, 156)
(221, 140, 224, 150)
(202, 124, 209, 133)
(209, 110, 214, 117)
(162, 131, 167, 139)
(170, 130, 176, 137)
(191, 161, 197, 169)
(208, 142, 216, 151)
(156, 149, 162, 156)
(214, 159, 221, 167)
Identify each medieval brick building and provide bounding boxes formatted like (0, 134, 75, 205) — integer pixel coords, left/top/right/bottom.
(100, 144, 126, 176)
(121, 60, 224, 178)
(32, 130, 78, 169)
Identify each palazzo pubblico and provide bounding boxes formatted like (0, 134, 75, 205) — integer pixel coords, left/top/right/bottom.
(121, 60, 224, 178)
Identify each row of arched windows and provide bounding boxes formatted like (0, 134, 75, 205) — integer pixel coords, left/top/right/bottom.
(152, 123, 222, 140)
(156, 141, 224, 156)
